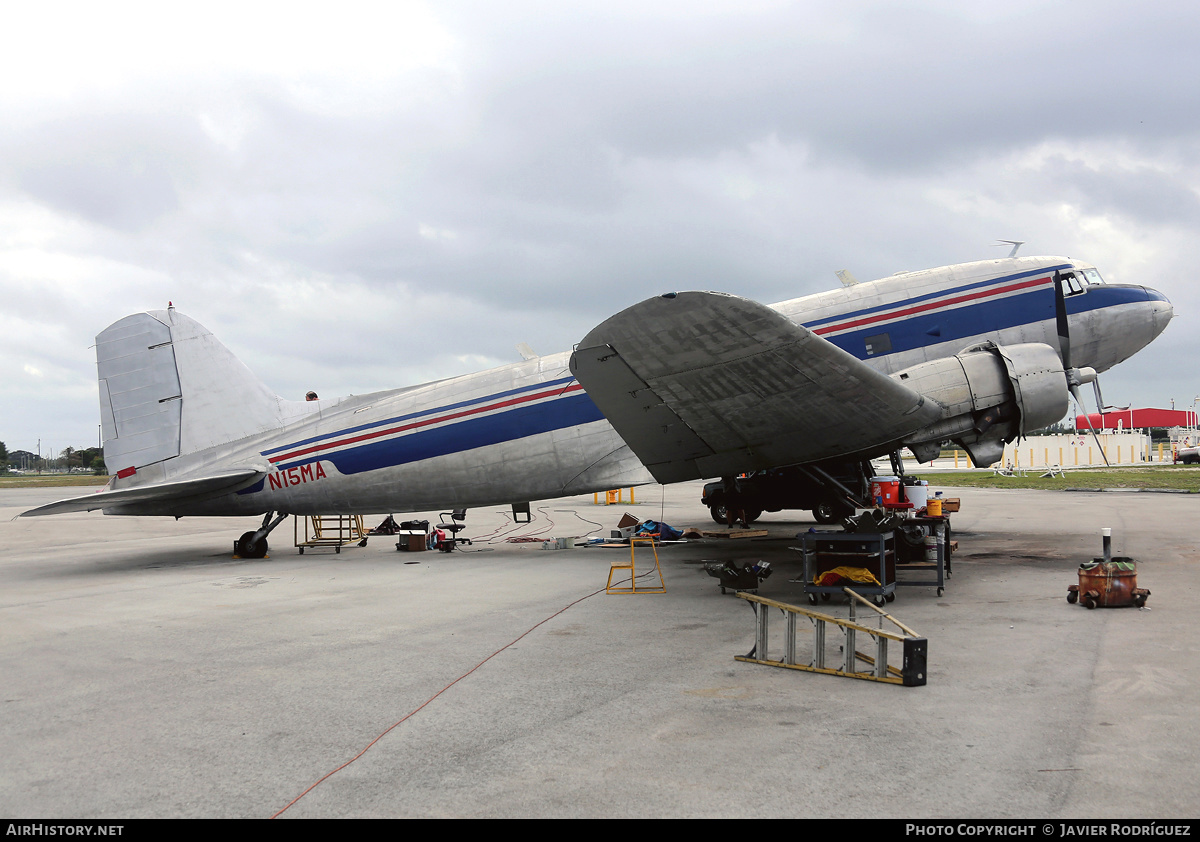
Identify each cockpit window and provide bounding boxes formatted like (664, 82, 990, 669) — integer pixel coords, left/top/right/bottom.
(1060, 271, 1085, 296)
(1082, 268, 1105, 286)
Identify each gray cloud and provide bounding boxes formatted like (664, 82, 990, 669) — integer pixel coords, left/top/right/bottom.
(2, 1, 1197, 450)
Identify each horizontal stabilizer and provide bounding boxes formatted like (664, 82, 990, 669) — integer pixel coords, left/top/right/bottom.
(570, 291, 942, 483)
(20, 468, 264, 517)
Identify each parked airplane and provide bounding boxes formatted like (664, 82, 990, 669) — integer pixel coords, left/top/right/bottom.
(22, 255, 1172, 557)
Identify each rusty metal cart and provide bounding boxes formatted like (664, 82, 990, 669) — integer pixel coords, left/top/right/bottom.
(1067, 558, 1150, 609)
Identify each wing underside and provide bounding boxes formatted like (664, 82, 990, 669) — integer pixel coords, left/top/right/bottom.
(20, 469, 264, 517)
(569, 291, 943, 483)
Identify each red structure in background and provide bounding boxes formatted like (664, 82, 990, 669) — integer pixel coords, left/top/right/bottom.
(1075, 408, 1199, 430)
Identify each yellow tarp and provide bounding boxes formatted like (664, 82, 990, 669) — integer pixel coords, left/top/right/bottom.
(814, 566, 881, 587)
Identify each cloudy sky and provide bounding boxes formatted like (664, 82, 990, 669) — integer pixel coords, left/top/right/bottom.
(3, 0, 1198, 458)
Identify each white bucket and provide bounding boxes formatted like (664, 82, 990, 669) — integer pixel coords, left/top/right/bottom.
(905, 481, 929, 510)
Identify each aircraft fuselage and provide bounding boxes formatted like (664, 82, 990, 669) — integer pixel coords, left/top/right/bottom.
(104, 256, 1172, 517)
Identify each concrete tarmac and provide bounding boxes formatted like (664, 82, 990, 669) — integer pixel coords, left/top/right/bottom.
(1, 482, 1196, 818)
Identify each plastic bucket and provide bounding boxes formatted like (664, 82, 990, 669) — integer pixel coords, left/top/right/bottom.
(905, 481, 929, 510)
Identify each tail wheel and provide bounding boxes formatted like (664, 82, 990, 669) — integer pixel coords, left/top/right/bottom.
(236, 531, 268, 559)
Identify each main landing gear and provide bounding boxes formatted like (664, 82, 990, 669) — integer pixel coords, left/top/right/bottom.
(234, 511, 289, 559)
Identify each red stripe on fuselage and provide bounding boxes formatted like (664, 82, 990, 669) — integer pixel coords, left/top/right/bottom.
(812, 276, 1051, 336)
(267, 382, 586, 464)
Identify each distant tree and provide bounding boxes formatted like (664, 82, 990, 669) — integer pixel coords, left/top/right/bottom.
(0, 440, 8, 472)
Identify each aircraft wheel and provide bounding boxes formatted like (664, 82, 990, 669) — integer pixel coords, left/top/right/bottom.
(812, 502, 838, 523)
(236, 531, 268, 559)
(813, 500, 854, 524)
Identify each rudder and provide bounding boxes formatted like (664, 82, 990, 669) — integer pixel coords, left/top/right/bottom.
(98, 306, 301, 477)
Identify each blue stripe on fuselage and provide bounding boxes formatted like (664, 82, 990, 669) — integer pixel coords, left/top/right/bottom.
(273, 391, 606, 475)
(816, 283, 1148, 361)
(261, 375, 579, 456)
(813, 287, 1055, 359)
(803, 264, 1068, 329)
(1064, 284, 1151, 315)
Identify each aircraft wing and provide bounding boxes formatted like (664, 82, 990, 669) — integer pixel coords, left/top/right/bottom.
(19, 468, 264, 517)
(569, 291, 943, 484)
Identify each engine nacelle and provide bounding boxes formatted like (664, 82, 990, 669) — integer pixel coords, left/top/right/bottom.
(893, 342, 1068, 467)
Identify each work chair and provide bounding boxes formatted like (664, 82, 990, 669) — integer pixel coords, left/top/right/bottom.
(437, 510, 471, 551)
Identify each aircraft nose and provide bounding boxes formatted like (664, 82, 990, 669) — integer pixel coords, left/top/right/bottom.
(1143, 286, 1174, 337)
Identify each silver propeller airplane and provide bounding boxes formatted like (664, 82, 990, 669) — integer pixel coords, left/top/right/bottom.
(23, 254, 1173, 557)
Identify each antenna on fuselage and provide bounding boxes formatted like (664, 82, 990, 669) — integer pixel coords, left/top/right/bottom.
(516, 342, 538, 361)
(835, 269, 859, 287)
(995, 240, 1025, 258)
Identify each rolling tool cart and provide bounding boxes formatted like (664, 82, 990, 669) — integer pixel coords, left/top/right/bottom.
(798, 530, 896, 607)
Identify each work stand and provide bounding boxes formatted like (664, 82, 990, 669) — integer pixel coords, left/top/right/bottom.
(606, 536, 665, 594)
(294, 514, 369, 554)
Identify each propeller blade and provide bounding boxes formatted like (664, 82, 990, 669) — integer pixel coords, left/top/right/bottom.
(1072, 384, 1110, 467)
(1053, 270, 1071, 371)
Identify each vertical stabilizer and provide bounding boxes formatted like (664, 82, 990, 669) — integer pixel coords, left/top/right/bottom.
(98, 308, 310, 476)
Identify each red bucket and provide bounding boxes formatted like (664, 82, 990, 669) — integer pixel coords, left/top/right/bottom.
(870, 477, 901, 507)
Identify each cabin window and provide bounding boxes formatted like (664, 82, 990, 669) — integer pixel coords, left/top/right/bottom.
(864, 332, 892, 357)
(1082, 269, 1105, 286)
